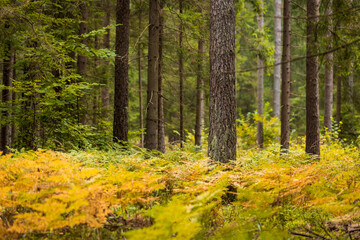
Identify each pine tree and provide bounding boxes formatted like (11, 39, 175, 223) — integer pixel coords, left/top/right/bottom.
(209, 0, 236, 163)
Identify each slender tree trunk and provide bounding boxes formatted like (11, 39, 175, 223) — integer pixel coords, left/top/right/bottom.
(77, 1, 88, 125)
(257, 0, 264, 149)
(92, 31, 100, 126)
(10, 50, 16, 147)
(280, 0, 291, 151)
(157, 0, 165, 153)
(336, 68, 341, 125)
(1, 22, 12, 154)
(195, 38, 205, 148)
(273, 0, 282, 118)
(209, 0, 236, 163)
(102, 0, 111, 121)
(144, 0, 160, 150)
(179, 0, 184, 148)
(349, 70, 353, 105)
(138, 0, 144, 147)
(113, 0, 130, 142)
(324, 0, 333, 132)
(306, 0, 320, 156)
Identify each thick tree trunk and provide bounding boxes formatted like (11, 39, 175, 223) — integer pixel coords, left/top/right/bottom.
(324, 0, 333, 132)
(144, 0, 160, 150)
(273, 0, 282, 118)
(113, 0, 130, 142)
(257, 0, 264, 149)
(306, 0, 320, 156)
(280, 0, 291, 151)
(101, 0, 111, 121)
(209, 0, 236, 163)
(1, 22, 12, 154)
(195, 38, 205, 148)
(158, 0, 165, 153)
(77, 1, 88, 125)
(138, 0, 144, 147)
(179, 0, 184, 148)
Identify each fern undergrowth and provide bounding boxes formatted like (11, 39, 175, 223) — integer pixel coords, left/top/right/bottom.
(1, 136, 360, 239)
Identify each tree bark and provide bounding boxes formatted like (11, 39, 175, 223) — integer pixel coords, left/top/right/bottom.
(306, 0, 320, 156)
(101, 0, 111, 121)
(209, 0, 236, 163)
(280, 0, 291, 151)
(144, 0, 160, 150)
(179, 0, 184, 148)
(138, 0, 144, 147)
(195, 38, 205, 148)
(10, 50, 16, 147)
(113, 0, 130, 142)
(257, 0, 264, 149)
(348, 70, 353, 105)
(77, 1, 88, 125)
(1, 22, 12, 154)
(273, 0, 282, 118)
(336, 68, 341, 125)
(157, 0, 165, 153)
(324, 0, 333, 132)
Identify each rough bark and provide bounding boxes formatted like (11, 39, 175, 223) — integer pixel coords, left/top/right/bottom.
(273, 0, 282, 118)
(280, 0, 291, 151)
(324, 0, 333, 132)
(77, 1, 88, 125)
(306, 0, 320, 156)
(101, 0, 111, 121)
(257, 0, 264, 149)
(138, 0, 144, 147)
(157, 0, 165, 153)
(195, 38, 205, 148)
(209, 0, 236, 163)
(113, 0, 130, 142)
(179, 0, 184, 148)
(144, 0, 160, 150)
(1, 22, 12, 154)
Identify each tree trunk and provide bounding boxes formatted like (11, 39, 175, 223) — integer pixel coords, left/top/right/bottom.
(195, 38, 205, 148)
(138, 0, 144, 147)
(324, 0, 333, 132)
(101, 0, 111, 121)
(158, 0, 165, 153)
(1, 22, 12, 154)
(113, 0, 130, 142)
(348, 70, 353, 105)
(280, 0, 291, 151)
(306, 0, 320, 156)
(209, 0, 236, 163)
(257, 0, 264, 149)
(10, 50, 16, 147)
(144, 0, 160, 150)
(179, 0, 184, 148)
(273, 0, 282, 118)
(336, 68, 341, 126)
(77, 1, 88, 125)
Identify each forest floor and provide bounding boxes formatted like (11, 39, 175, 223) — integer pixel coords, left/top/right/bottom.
(1, 139, 360, 239)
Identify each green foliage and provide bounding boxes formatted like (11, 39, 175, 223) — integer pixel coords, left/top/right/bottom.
(237, 102, 280, 149)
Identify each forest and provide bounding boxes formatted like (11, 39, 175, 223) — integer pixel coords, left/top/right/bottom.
(1, 0, 360, 239)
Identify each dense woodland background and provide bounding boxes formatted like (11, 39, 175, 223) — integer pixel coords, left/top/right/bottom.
(1, 0, 359, 156)
(3, 0, 360, 239)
